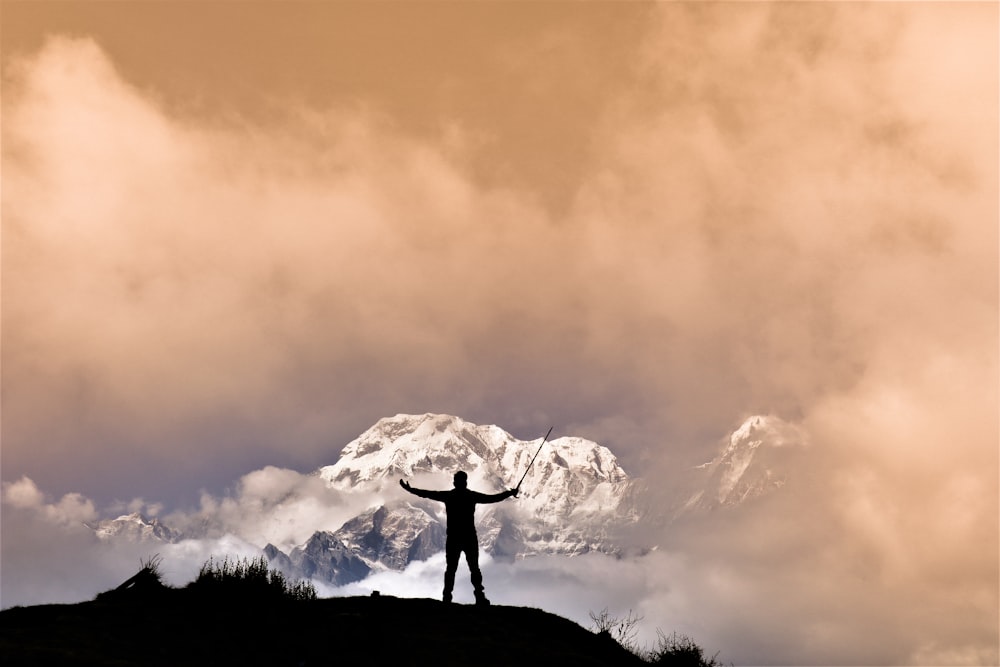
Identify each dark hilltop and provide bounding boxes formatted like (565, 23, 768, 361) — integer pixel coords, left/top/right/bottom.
(1, 590, 644, 666)
(2, 556, 723, 666)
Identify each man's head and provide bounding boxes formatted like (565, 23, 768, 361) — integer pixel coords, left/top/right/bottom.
(453, 471, 468, 489)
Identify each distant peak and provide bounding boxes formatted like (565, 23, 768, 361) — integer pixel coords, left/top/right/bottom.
(728, 415, 805, 451)
(678, 415, 805, 514)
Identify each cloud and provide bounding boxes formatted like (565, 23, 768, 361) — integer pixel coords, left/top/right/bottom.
(4, 4, 995, 494)
(164, 466, 381, 552)
(2, 476, 97, 525)
(0, 477, 128, 607)
(574, 8, 1000, 660)
(2, 34, 605, 503)
(2, 477, 45, 509)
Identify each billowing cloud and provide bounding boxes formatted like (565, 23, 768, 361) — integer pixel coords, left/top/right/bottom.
(3, 476, 97, 525)
(163, 465, 382, 552)
(4, 4, 995, 493)
(2, 34, 600, 503)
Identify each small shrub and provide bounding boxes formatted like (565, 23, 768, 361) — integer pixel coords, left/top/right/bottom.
(648, 630, 723, 667)
(191, 555, 317, 601)
(589, 608, 725, 667)
(589, 607, 643, 656)
(139, 554, 165, 582)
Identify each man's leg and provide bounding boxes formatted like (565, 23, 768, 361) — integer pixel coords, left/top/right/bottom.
(443, 540, 460, 602)
(464, 537, 489, 605)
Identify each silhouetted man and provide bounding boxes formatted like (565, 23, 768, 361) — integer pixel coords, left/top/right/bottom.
(400, 471, 517, 605)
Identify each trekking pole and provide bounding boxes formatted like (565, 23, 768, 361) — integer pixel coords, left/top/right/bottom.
(515, 427, 553, 492)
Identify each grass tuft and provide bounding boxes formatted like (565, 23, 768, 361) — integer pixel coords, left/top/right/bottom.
(189, 555, 317, 601)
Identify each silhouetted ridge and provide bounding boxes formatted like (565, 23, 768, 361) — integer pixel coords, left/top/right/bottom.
(0, 592, 645, 666)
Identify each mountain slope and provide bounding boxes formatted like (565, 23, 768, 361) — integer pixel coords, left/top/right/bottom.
(0, 592, 645, 666)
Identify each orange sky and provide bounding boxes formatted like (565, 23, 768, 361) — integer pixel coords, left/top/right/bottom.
(2, 3, 997, 663)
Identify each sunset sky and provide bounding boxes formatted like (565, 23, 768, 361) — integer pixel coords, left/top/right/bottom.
(2, 2, 997, 664)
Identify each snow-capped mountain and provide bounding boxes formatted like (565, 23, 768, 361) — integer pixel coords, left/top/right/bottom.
(675, 415, 806, 516)
(319, 413, 635, 520)
(90, 512, 179, 543)
(82, 413, 805, 590)
(265, 413, 641, 585)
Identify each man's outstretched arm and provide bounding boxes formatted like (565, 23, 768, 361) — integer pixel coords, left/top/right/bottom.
(470, 488, 518, 504)
(399, 479, 448, 501)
